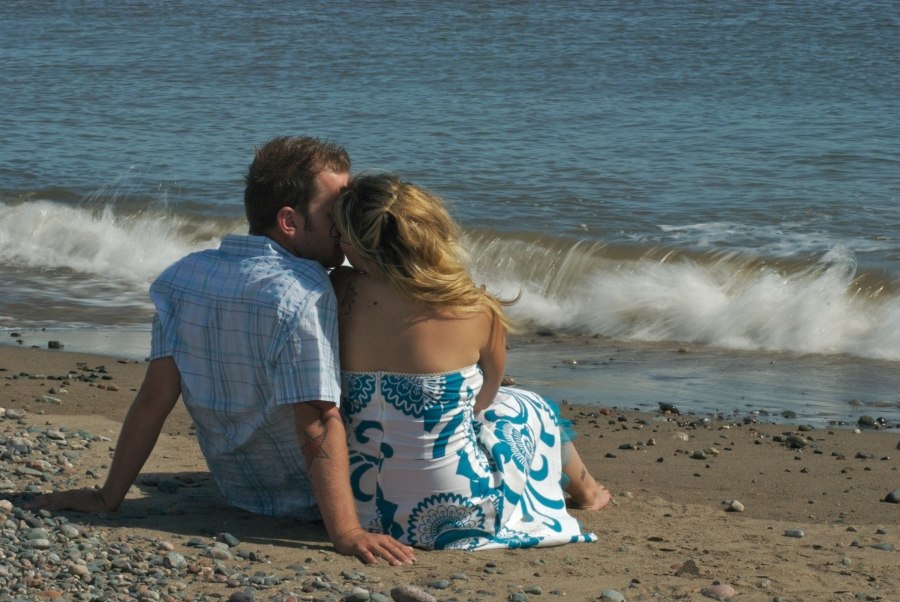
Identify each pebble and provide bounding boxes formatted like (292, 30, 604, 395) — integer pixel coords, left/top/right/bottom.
(784, 434, 808, 449)
(857, 415, 878, 428)
(723, 499, 745, 512)
(884, 489, 900, 503)
(700, 584, 736, 601)
(218, 531, 242, 547)
(600, 590, 626, 601)
(208, 543, 233, 559)
(164, 551, 188, 569)
(784, 529, 806, 538)
(345, 586, 372, 601)
(675, 559, 701, 577)
(390, 585, 437, 602)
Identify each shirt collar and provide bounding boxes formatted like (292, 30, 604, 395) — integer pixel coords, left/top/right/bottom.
(219, 234, 296, 260)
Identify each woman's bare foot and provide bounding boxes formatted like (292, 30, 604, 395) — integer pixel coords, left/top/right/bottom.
(566, 481, 612, 511)
(561, 443, 612, 511)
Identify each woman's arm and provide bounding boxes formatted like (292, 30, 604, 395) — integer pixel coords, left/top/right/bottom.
(474, 311, 507, 414)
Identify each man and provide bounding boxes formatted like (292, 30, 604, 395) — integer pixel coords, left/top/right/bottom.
(27, 136, 416, 566)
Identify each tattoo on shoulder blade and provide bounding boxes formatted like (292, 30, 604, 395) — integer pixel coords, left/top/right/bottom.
(340, 281, 357, 316)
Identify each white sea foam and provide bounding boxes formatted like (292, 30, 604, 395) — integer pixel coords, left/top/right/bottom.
(0, 200, 219, 284)
(470, 235, 900, 362)
(3, 200, 898, 363)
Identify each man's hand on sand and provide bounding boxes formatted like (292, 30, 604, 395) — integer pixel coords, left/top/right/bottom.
(25, 488, 115, 513)
(334, 528, 416, 566)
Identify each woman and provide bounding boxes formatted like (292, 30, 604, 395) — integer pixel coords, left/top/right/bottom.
(329, 174, 610, 550)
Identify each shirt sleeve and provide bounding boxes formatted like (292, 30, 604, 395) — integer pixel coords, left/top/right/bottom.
(149, 277, 176, 360)
(271, 285, 342, 407)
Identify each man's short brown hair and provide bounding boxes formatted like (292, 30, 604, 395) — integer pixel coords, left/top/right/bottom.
(244, 136, 350, 235)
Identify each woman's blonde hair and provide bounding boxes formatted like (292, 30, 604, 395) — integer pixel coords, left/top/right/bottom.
(334, 173, 515, 331)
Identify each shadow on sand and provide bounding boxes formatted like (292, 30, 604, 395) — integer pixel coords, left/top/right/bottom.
(8, 470, 334, 553)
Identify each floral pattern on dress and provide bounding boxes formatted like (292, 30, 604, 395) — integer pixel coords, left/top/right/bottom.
(407, 492, 488, 549)
(341, 366, 597, 550)
(342, 373, 375, 416)
(381, 373, 453, 418)
(492, 419, 536, 472)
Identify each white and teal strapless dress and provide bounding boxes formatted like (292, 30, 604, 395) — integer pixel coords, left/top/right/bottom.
(341, 365, 597, 550)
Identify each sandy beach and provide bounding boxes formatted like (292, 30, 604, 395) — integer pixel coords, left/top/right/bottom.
(2, 344, 898, 601)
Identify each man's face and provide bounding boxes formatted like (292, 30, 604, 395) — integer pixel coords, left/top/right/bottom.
(292, 170, 349, 268)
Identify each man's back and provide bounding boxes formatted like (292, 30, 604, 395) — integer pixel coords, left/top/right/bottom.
(149, 234, 341, 518)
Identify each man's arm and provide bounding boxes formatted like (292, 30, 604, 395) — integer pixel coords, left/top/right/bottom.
(26, 357, 182, 512)
(293, 400, 416, 566)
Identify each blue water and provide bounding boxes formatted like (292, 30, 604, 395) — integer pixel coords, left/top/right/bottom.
(1, 1, 899, 425)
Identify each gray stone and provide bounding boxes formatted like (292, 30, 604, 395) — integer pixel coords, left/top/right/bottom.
(724, 499, 744, 512)
(344, 587, 371, 601)
(217, 532, 241, 547)
(7, 436, 33, 454)
(390, 585, 437, 602)
(163, 552, 187, 569)
(22, 537, 52, 549)
(884, 489, 900, 503)
(600, 590, 625, 602)
(208, 543, 233, 560)
(784, 435, 808, 449)
(23, 527, 50, 540)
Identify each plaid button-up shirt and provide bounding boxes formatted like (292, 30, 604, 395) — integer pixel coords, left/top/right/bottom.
(150, 234, 340, 519)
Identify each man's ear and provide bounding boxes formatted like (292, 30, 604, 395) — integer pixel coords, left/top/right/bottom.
(275, 206, 304, 237)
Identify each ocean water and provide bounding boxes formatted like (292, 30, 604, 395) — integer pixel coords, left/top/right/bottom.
(1, 1, 898, 425)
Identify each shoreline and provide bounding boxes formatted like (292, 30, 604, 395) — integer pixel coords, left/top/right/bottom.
(4, 326, 900, 432)
(2, 345, 899, 600)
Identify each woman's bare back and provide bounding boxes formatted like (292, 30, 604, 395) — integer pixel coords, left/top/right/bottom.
(330, 266, 491, 374)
